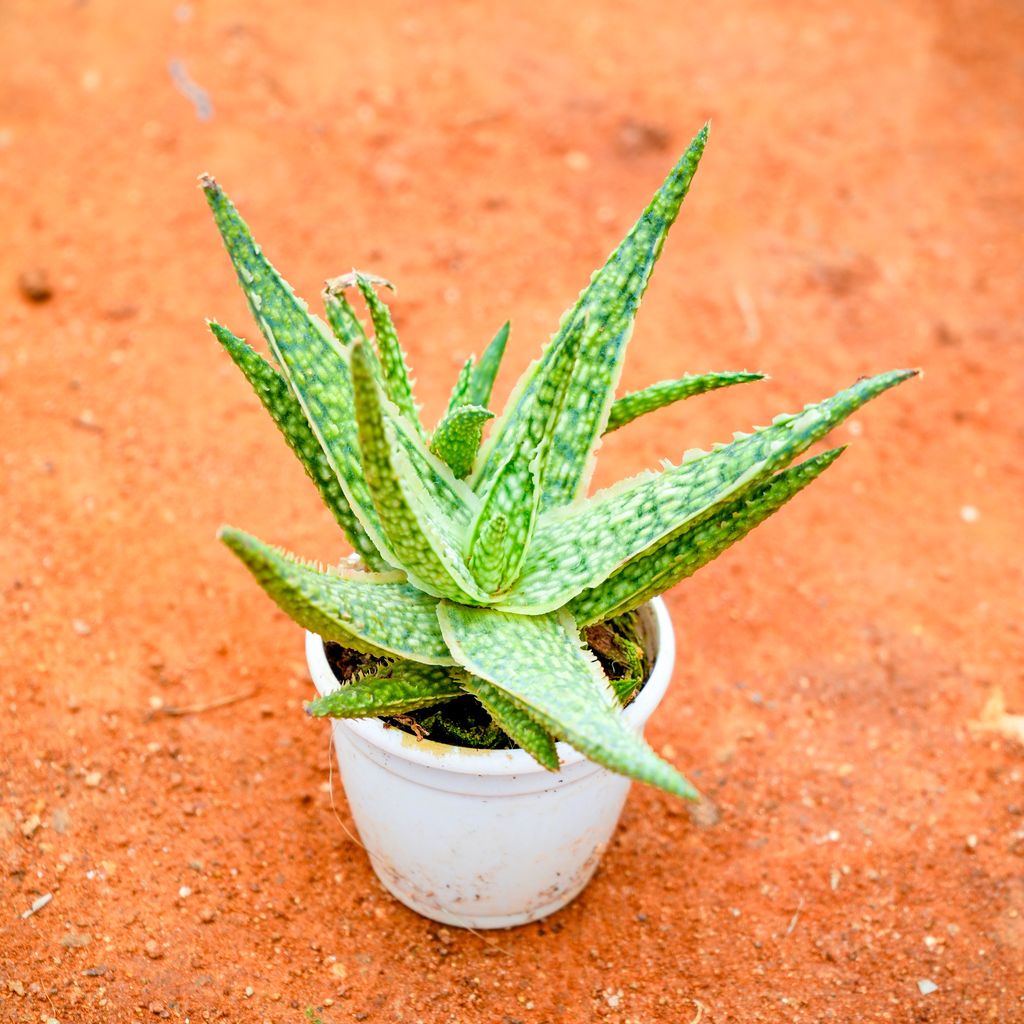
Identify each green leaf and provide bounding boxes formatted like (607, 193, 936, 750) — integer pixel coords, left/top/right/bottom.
(446, 356, 476, 413)
(321, 284, 368, 349)
(604, 372, 766, 434)
(218, 526, 455, 664)
(306, 662, 464, 718)
(466, 439, 542, 594)
(465, 311, 585, 593)
(570, 447, 847, 625)
(465, 321, 510, 409)
(209, 321, 386, 570)
(473, 125, 710, 513)
(458, 675, 559, 770)
(202, 179, 472, 550)
(437, 603, 698, 798)
(430, 405, 495, 479)
(352, 272, 425, 438)
(501, 369, 917, 613)
(350, 342, 490, 603)
(201, 176, 391, 550)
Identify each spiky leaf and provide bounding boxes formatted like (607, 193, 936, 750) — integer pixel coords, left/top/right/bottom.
(570, 447, 846, 625)
(352, 273, 425, 438)
(202, 179, 472, 550)
(322, 286, 367, 349)
(350, 343, 489, 603)
(501, 369, 916, 613)
(202, 176, 392, 552)
(430, 405, 495, 479)
(219, 526, 454, 664)
(466, 441, 541, 593)
(464, 321, 510, 409)
(306, 662, 464, 718)
(457, 676, 559, 770)
(473, 126, 709, 512)
(604, 372, 766, 434)
(465, 310, 585, 592)
(437, 603, 698, 798)
(446, 356, 476, 413)
(209, 321, 385, 570)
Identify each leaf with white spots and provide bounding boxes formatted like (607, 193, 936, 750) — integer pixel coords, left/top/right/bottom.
(322, 284, 368, 349)
(218, 526, 454, 664)
(500, 370, 917, 613)
(437, 603, 698, 797)
(604, 371, 766, 434)
(464, 321, 510, 409)
(352, 272, 425, 438)
(350, 342, 490, 603)
(208, 321, 386, 570)
(570, 447, 847, 625)
(430, 405, 495, 479)
(202, 179, 473, 549)
(306, 662, 464, 718)
(473, 126, 709, 513)
(458, 675, 559, 770)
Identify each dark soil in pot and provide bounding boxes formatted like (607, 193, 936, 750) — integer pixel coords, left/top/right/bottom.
(323, 609, 651, 750)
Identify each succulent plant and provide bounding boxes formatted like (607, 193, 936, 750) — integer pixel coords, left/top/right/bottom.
(202, 125, 915, 799)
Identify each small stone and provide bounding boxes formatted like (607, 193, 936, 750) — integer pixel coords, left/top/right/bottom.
(52, 808, 71, 834)
(7, 979, 25, 996)
(72, 619, 92, 636)
(244, 986, 254, 997)
(18, 268, 53, 303)
(82, 966, 107, 977)
(178, 886, 192, 899)
(965, 834, 978, 852)
(198, 907, 215, 924)
(84, 771, 102, 788)
(917, 979, 938, 995)
(148, 1001, 166, 1017)
(329, 961, 347, 980)
(21, 814, 41, 838)
(144, 939, 163, 959)
(960, 505, 979, 524)
(60, 933, 91, 949)
(565, 150, 590, 172)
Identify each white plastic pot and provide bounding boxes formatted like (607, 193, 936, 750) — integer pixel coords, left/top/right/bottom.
(305, 597, 676, 929)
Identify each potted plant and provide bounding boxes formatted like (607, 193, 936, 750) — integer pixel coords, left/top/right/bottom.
(201, 124, 915, 929)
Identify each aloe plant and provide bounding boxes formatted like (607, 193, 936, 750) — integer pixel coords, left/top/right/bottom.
(203, 125, 915, 799)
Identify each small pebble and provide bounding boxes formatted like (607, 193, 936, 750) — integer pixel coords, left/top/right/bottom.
(917, 979, 938, 995)
(60, 933, 91, 949)
(965, 834, 978, 852)
(82, 966, 107, 977)
(7, 979, 25, 996)
(244, 986, 254, 997)
(960, 505, 979, 524)
(18, 268, 53, 303)
(84, 771, 102, 788)
(144, 939, 163, 959)
(178, 885, 192, 899)
(198, 907, 215, 924)
(21, 814, 41, 838)
(72, 619, 92, 636)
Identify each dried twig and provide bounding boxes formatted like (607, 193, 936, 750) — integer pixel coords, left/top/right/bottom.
(146, 689, 257, 720)
(784, 895, 805, 937)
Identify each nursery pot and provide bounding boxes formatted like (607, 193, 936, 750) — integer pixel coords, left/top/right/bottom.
(305, 597, 676, 930)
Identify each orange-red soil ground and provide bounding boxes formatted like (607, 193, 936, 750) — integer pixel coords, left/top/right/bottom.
(2, 1, 1023, 1021)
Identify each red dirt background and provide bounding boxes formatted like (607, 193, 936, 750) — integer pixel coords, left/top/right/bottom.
(2, 1, 1023, 1021)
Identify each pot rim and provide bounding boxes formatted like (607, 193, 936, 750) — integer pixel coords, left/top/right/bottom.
(305, 597, 676, 778)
